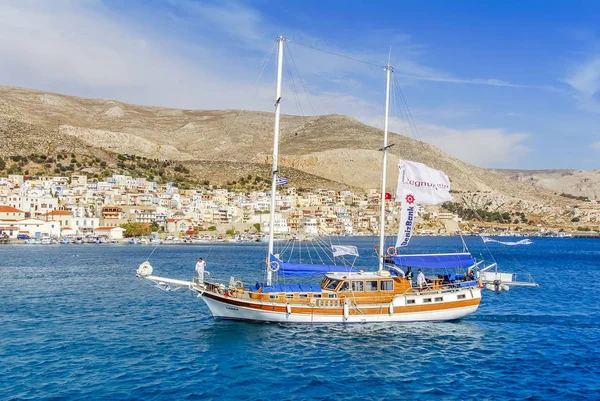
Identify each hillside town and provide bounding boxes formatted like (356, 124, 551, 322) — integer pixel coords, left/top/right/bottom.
(0, 173, 467, 242)
(1, 173, 598, 243)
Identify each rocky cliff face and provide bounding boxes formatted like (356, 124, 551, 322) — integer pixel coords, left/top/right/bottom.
(0, 86, 577, 219)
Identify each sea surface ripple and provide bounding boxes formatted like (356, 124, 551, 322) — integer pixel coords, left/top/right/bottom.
(1, 237, 599, 400)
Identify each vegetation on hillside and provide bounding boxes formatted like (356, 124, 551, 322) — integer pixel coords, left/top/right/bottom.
(560, 193, 589, 202)
(442, 201, 529, 224)
(120, 222, 159, 236)
(0, 152, 276, 191)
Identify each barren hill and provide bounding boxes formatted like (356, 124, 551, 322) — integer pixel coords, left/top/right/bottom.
(0, 86, 576, 220)
(492, 169, 600, 201)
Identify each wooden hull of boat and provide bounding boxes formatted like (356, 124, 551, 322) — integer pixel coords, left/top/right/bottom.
(199, 288, 481, 324)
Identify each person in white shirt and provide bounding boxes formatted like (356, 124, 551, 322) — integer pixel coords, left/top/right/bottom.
(416, 269, 427, 292)
(195, 257, 206, 280)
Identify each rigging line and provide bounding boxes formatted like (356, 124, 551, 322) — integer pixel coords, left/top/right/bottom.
(313, 236, 331, 265)
(392, 74, 411, 142)
(315, 240, 328, 265)
(394, 74, 424, 145)
(145, 243, 160, 261)
(222, 42, 276, 140)
(286, 43, 316, 115)
(306, 238, 315, 265)
(287, 39, 384, 69)
(140, 278, 198, 314)
(392, 75, 415, 141)
(284, 46, 304, 116)
(288, 236, 296, 262)
(284, 46, 303, 116)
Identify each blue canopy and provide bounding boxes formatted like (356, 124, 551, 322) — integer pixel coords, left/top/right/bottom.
(391, 253, 474, 269)
(270, 254, 359, 277)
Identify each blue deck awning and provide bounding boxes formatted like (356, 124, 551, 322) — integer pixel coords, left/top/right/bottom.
(270, 254, 359, 277)
(262, 284, 322, 293)
(392, 253, 474, 269)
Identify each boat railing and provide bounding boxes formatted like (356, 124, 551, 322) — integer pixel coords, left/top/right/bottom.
(404, 280, 479, 295)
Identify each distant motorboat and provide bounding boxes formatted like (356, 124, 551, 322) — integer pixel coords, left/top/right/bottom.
(260, 235, 284, 243)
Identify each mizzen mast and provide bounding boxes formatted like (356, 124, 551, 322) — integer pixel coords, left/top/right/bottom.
(267, 36, 285, 286)
(378, 63, 393, 272)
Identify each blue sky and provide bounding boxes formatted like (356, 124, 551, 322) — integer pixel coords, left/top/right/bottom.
(1, 0, 599, 169)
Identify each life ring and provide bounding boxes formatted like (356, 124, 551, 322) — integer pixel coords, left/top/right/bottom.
(268, 261, 280, 273)
(235, 280, 244, 289)
(386, 246, 397, 256)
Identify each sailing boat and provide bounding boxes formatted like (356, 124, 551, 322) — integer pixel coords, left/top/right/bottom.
(137, 36, 527, 323)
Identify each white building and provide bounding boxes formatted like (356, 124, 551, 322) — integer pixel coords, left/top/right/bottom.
(95, 226, 125, 240)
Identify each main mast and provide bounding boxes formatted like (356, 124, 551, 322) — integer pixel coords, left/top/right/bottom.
(267, 36, 284, 286)
(378, 64, 393, 272)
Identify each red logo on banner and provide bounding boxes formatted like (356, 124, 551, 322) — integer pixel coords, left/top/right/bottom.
(405, 193, 415, 204)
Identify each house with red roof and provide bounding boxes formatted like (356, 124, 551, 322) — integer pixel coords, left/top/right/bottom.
(0, 205, 26, 221)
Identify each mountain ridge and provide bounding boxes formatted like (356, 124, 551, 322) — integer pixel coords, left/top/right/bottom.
(0, 85, 578, 222)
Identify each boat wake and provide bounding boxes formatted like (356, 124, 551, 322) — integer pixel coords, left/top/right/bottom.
(470, 314, 599, 328)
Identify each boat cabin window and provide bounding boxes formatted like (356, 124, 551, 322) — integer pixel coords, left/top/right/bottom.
(435, 297, 443, 302)
(457, 294, 466, 300)
(351, 281, 364, 292)
(339, 281, 350, 291)
(328, 293, 337, 298)
(423, 298, 432, 303)
(313, 294, 322, 298)
(325, 279, 341, 290)
(269, 294, 278, 300)
(299, 293, 308, 299)
(366, 280, 378, 292)
(407, 299, 415, 304)
(285, 294, 294, 299)
(380, 280, 394, 291)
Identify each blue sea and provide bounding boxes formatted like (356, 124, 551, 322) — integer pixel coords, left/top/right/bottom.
(1, 237, 599, 400)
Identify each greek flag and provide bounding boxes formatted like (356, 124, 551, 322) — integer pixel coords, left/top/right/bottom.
(276, 176, 288, 186)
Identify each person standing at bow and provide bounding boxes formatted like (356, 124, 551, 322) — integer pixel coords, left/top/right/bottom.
(195, 257, 207, 280)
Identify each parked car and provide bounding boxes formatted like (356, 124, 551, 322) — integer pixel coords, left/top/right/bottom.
(17, 234, 31, 240)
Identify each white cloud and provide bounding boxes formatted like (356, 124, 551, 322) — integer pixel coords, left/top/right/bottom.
(417, 125, 530, 167)
(0, 0, 276, 110)
(564, 56, 600, 113)
(0, 0, 537, 169)
(362, 116, 530, 168)
(592, 141, 600, 150)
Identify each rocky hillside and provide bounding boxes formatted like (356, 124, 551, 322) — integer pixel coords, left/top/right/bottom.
(0, 85, 579, 222)
(492, 169, 600, 201)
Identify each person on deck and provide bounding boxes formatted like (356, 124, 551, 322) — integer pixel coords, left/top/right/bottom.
(417, 269, 427, 292)
(466, 269, 475, 281)
(405, 266, 413, 281)
(195, 257, 206, 280)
